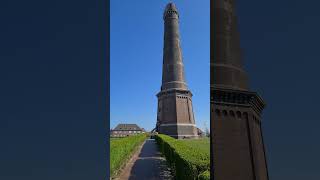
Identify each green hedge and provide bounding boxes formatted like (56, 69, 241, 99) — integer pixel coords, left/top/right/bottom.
(198, 170, 210, 180)
(110, 134, 147, 177)
(155, 134, 210, 180)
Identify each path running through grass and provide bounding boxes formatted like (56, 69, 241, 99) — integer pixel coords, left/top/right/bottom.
(115, 138, 173, 180)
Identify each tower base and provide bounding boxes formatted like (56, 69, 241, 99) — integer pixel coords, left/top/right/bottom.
(211, 87, 268, 180)
(159, 124, 198, 139)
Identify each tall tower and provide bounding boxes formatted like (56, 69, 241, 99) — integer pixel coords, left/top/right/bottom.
(211, 0, 269, 179)
(156, 3, 198, 139)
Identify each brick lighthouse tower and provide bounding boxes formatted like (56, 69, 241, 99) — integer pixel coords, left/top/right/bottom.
(156, 3, 198, 139)
(211, 0, 269, 179)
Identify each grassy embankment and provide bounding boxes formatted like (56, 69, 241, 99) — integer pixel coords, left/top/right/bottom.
(155, 134, 210, 180)
(110, 134, 147, 177)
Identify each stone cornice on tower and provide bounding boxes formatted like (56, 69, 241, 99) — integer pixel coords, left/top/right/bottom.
(211, 87, 266, 118)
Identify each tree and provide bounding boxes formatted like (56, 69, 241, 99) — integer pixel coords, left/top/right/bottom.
(203, 121, 210, 137)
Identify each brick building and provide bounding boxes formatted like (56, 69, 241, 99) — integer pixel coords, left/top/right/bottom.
(110, 124, 145, 137)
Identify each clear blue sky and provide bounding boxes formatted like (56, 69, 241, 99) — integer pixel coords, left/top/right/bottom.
(110, 0, 210, 131)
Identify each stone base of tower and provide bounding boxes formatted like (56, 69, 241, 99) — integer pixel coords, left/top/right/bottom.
(156, 89, 199, 139)
(211, 87, 268, 180)
(159, 124, 198, 139)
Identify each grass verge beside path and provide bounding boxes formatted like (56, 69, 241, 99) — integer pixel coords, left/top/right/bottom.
(110, 134, 147, 177)
(155, 134, 210, 180)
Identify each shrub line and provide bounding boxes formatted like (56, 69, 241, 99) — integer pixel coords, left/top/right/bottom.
(155, 134, 210, 180)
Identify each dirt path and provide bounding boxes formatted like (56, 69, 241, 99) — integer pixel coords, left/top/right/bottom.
(114, 138, 173, 180)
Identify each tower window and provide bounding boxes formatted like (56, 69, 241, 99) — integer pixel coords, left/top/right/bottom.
(243, 112, 248, 119)
(236, 111, 242, 119)
(223, 110, 228, 117)
(230, 110, 235, 117)
(215, 109, 221, 116)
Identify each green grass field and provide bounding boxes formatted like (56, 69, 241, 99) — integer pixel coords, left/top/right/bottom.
(110, 134, 147, 177)
(180, 137, 210, 154)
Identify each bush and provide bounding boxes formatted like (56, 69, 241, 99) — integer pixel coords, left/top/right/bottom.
(110, 134, 147, 177)
(155, 134, 210, 180)
(198, 170, 210, 180)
